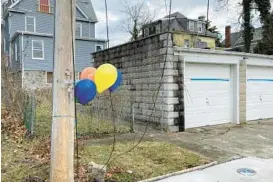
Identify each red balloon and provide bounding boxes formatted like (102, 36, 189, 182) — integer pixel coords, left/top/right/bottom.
(80, 67, 96, 80)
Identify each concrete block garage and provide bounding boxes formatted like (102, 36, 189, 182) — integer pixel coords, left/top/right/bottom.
(93, 32, 273, 132)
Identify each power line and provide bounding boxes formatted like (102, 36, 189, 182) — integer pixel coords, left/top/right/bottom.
(99, 0, 117, 172)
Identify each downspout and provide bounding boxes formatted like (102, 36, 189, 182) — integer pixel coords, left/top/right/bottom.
(21, 33, 24, 88)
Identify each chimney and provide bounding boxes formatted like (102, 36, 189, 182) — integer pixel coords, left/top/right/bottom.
(225, 26, 231, 48)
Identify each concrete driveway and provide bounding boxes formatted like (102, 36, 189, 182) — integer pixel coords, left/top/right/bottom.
(151, 119, 273, 162)
(157, 157, 273, 182)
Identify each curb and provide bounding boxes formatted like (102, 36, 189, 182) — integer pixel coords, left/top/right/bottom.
(138, 161, 218, 182)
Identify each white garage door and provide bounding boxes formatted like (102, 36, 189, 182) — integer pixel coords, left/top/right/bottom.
(247, 66, 273, 120)
(185, 63, 232, 128)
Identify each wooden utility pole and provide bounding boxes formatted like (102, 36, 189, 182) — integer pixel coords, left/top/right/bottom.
(50, 0, 75, 181)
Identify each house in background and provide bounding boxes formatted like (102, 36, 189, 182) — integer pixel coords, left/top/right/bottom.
(222, 26, 263, 53)
(142, 12, 217, 49)
(2, 0, 106, 90)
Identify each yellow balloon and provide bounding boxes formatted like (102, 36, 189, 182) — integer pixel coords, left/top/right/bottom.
(94, 63, 118, 93)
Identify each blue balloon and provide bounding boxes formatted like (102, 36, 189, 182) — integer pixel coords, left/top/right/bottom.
(75, 79, 97, 104)
(109, 70, 122, 92)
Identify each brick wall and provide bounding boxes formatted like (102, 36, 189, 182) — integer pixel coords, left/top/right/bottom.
(93, 33, 181, 132)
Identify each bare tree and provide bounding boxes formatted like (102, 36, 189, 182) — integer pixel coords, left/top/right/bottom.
(120, 0, 155, 41)
(216, 0, 272, 52)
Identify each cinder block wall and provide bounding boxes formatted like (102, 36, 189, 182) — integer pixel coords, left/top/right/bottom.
(93, 33, 181, 132)
(239, 59, 247, 123)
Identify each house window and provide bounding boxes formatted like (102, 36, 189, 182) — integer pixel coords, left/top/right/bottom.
(197, 22, 203, 33)
(96, 45, 103, 52)
(39, 0, 50, 13)
(32, 40, 44, 59)
(144, 27, 149, 37)
(184, 39, 190, 48)
(46, 72, 53, 83)
(156, 24, 160, 33)
(25, 16, 36, 32)
(189, 21, 194, 32)
(76, 22, 82, 37)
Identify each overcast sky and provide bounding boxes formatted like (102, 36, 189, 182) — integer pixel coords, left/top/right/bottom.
(91, 0, 270, 47)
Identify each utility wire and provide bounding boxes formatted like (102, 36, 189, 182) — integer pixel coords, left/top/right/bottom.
(99, 0, 117, 171)
(70, 0, 79, 180)
(101, 0, 173, 168)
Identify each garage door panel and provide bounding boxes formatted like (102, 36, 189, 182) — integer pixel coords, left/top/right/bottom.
(187, 105, 230, 114)
(185, 63, 232, 128)
(247, 66, 273, 121)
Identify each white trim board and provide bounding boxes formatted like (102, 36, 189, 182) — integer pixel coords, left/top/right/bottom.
(25, 16, 36, 33)
(9, 0, 21, 9)
(76, 4, 89, 19)
(32, 40, 44, 60)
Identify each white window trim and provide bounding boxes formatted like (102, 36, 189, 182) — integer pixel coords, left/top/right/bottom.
(189, 21, 195, 32)
(197, 22, 203, 33)
(76, 4, 89, 19)
(184, 39, 190, 48)
(39, 0, 51, 13)
(155, 24, 160, 33)
(76, 22, 82, 37)
(15, 43, 18, 62)
(32, 40, 44, 60)
(95, 44, 103, 52)
(25, 16, 36, 32)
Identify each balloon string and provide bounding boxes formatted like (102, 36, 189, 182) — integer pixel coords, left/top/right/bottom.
(99, 92, 116, 171)
(100, 0, 173, 168)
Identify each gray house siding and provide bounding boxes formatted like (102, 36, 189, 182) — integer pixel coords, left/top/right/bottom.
(10, 12, 25, 37)
(2, 0, 104, 90)
(22, 34, 104, 72)
(89, 23, 95, 38)
(11, 0, 94, 36)
(75, 40, 103, 72)
(22, 35, 53, 71)
(28, 12, 54, 34)
(3, 18, 10, 53)
(10, 36, 21, 72)
(76, 8, 85, 19)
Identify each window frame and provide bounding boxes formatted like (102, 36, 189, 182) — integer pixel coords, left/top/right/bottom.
(95, 44, 103, 52)
(188, 21, 195, 32)
(25, 16, 36, 32)
(15, 43, 18, 62)
(184, 39, 190, 48)
(76, 22, 82, 37)
(197, 22, 203, 33)
(39, 0, 50, 13)
(144, 27, 149, 37)
(32, 40, 44, 60)
(46, 71, 53, 84)
(155, 24, 160, 34)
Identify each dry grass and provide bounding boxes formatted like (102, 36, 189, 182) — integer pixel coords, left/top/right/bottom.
(1, 137, 50, 182)
(35, 97, 131, 139)
(80, 141, 210, 182)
